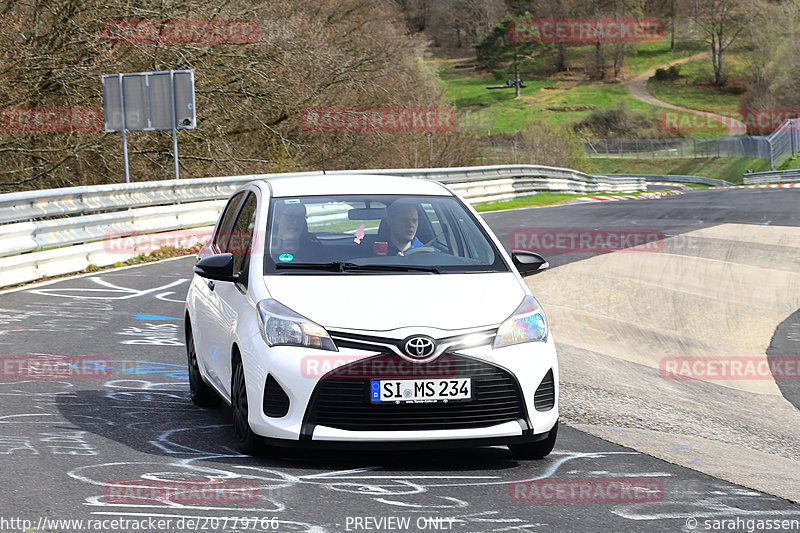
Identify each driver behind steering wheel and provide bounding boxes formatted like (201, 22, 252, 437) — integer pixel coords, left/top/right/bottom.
(386, 200, 424, 256)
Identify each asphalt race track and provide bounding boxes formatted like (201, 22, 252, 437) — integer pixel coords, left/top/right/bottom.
(0, 188, 799, 532)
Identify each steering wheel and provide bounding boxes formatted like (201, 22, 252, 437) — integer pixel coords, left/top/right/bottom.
(421, 231, 448, 251)
(403, 246, 438, 255)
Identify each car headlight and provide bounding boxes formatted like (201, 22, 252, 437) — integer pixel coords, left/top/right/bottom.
(493, 295, 548, 348)
(256, 299, 337, 351)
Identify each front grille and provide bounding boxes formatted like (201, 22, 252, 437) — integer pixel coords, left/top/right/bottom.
(263, 374, 290, 417)
(303, 354, 527, 432)
(534, 369, 555, 411)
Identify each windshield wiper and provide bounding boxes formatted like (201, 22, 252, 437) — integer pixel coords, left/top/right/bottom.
(275, 261, 440, 273)
(340, 263, 440, 273)
(274, 262, 348, 271)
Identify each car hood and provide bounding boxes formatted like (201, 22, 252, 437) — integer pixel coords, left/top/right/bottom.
(265, 272, 526, 331)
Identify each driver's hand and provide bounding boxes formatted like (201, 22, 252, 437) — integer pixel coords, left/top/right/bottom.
(397, 251, 404, 257)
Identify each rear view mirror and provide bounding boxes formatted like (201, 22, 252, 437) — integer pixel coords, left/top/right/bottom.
(511, 250, 549, 276)
(348, 207, 387, 220)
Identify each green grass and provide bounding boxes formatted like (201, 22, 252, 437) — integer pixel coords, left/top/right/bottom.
(491, 39, 706, 77)
(776, 155, 800, 171)
(647, 60, 743, 117)
(440, 68, 657, 134)
(434, 39, 714, 136)
(625, 39, 708, 75)
(592, 157, 769, 184)
(472, 191, 664, 212)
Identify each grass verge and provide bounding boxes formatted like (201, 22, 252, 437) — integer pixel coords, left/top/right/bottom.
(592, 157, 768, 184)
(473, 191, 670, 212)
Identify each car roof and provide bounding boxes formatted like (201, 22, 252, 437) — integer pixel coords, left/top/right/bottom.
(252, 173, 452, 198)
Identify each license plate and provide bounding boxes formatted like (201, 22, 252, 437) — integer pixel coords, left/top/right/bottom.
(370, 378, 471, 403)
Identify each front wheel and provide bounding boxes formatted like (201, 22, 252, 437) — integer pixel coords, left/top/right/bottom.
(186, 325, 221, 407)
(231, 356, 263, 455)
(508, 421, 558, 459)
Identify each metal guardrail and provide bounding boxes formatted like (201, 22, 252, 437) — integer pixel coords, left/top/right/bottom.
(0, 165, 641, 225)
(606, 174, 734, 187)
(0, 165, 644, 288)
(0, 176, 258, 225)
(743, 169, 800, 185)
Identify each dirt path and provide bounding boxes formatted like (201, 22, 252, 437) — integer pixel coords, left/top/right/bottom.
(627, 51, 746, 136)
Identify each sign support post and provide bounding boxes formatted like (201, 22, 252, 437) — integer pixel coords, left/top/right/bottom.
(118, 74, 130, 184)
(170, 70, 179, 181)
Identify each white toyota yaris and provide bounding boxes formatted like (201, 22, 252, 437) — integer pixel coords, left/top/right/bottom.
(184, 174, 558, 457)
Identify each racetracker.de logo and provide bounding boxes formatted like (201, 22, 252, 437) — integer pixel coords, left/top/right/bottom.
(300, 108, 456, 132)
(510, 229, 664, 254)
(301, 354, 456, 379)
(1, 356, 112, 379)
(1, 107, 102, 132)
(660, 108, 800, 135)
(660, 357, 800, 381)
(509, 479, 664, 503)
(103, 229, 212, 255)
(103, 19, 259, 44)
(508, 18, 663, 43)
(103, 480, 259, 505)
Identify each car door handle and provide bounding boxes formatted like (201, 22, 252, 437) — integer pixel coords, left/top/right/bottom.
(207, 280, 215, 292)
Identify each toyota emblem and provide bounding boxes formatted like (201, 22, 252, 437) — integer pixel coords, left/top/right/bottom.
(404, 336, 436, 359)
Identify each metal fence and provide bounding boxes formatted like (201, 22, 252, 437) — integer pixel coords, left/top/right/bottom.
(585, 118, 800, 171)
(765, 118, 800, 170)
(585, 137, 772, 160)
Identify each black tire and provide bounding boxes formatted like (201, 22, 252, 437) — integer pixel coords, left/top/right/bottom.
(186, 324, 222, 407)
(508, 421, 558, 459)
(231, 356, 264, 455)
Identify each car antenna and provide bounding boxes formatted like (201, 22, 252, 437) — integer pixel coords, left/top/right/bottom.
(321, 152, 326, 175)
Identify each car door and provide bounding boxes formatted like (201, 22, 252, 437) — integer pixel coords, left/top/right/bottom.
(191, 191, 246, 390)
(205, 191, 259, 398)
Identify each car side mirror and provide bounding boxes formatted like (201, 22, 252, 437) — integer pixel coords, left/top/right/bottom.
(511, 250, 549, 276)
(194, 253, 239, 282)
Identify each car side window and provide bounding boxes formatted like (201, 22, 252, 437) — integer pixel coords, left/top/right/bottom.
(228, 193, 258, 275)
(213, 192, 246, 252)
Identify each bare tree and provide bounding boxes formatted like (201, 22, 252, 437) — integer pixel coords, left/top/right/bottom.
(428, 0, 506, 49)
(695, 0, 748, 85)
(0, 0, 474, 191)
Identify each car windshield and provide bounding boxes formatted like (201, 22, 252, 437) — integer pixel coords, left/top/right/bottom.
(264, 194, 508, 274)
